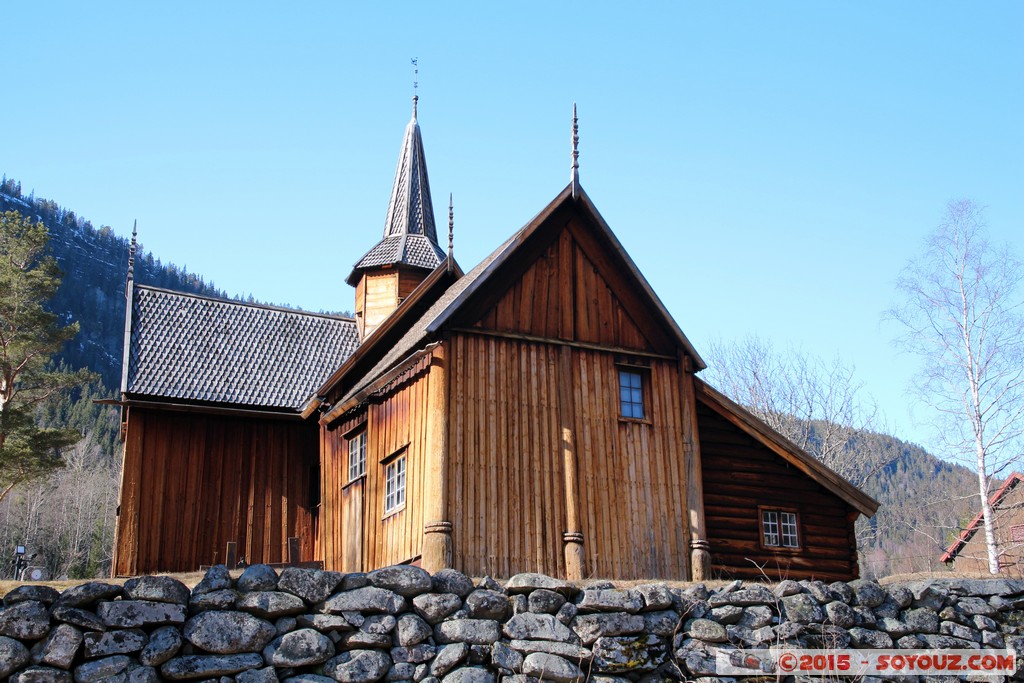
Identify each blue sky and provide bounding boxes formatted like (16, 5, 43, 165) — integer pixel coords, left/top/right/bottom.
(5, 2, 1022, 454)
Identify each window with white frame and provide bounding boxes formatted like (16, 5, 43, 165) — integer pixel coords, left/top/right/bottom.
(347, 431, 366, 482)
(618, 369, 645, 419)
(384, 455, 406, 514)
(761, 508, 800, 549)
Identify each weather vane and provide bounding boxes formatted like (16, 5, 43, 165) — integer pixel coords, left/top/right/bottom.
(411, 58, 418, 97)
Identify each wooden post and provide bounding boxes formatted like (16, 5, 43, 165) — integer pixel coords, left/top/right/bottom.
(422, 346, 453, 572)
(558, 346, 585, 580)
(225, 541, 238, 570)
(680, 356, 712, 580)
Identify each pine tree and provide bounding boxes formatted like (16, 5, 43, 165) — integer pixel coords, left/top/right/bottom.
(0, 210, 94, 502)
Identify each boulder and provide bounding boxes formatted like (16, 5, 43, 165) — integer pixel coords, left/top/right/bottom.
(95, 600, 187, 628)
(277, 567, 344, 604)
(522, 653, 583, 683)
(269, 628, 335, 667)
(503, 613, 578, 643)
(324, 649, 392, 683)
(237, 565, 280, 593)
(434, 619, 501, 646)
(122, 576, 190, 604)
(412, 593, 463, 624)
(31, 623, 82, 670)
(367, 566, 433, 598)
(0, 601, 51, 639)
(183, 611, 277, 654)
(237, 591, 306, 619)
(159, 653, 264, 680)
(322, 587, 406, 615)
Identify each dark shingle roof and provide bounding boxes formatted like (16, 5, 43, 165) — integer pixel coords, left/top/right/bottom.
(126, 286, 359, 409)
(351, 234, 445, 272)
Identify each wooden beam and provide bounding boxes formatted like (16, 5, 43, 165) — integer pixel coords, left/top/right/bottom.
(449, 327, 676, 360)
(558, 345, 585, 580)
(680, 358, 711, 580)
(422, 346, 453, 572)
(98, 398, 302, 421)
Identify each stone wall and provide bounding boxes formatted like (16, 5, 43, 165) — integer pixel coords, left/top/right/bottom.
(1, 566, 1023, 682)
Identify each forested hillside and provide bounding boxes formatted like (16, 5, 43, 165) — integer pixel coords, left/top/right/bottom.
(0, 174, 984, 580)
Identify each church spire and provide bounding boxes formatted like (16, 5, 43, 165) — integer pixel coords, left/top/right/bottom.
(347, 95, 445, 287)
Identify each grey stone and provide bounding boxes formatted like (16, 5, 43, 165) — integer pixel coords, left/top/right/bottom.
(123, 576, 190, 604)
(390, 645, 436, 664)
(395, 614, 432, 647)
(296, 614, 356, 632)
(983, 629, 1005, 647)
(0, 636, 31, 678)
(237, 591, 306, 619)
(431, 643, 470, 677)
(803, 623, 851, 649)
(577, 589, 642, 614)
(57, 582, 123, 608)
(641, 610, 680, 637)
(972, 614, 997, 631)
(555, 602, 577, 626)
(736, 605, 773, 630)
(509, 594, 529, 615)
(504, 613, 578, 643)
(5, 585, 61, 606)
(939, 605, 968, 625)
(431, 570, 474, 598)
(920, 633, 980, 649)
(824, 600, 856, 628)
(189, 589, 239, 611)
(337, 631, 393, 649)
(710, 605, 743, 624)
(909, 583, 946, 611)
(73, 655, 133, 683)
(527, 589, 565, 615)
(505, 573, 575, 597)
(852, 605, 877, 626)
(684, 618, 727, 643)
(896, 634, 925, 649)
(128, 665, 159, 683)
(508, 639, 592, 660)
(828, 581, 854, 603)
(83, 629, 147, 658)
(940, 621, 982, 642)
(50, 605, 105, 631)
(368, 566, 433, 598)
(283, 676, 334, 683)
(96, 600, 187, 628)
(681, 584, 709, 601)
(887, 585, 913, 608)
(191, 565, 233, 596)
(849, 579, 886, 607)
(635, 584, 673, 612)
(434, 619, 501, 645)
(275, 615, 297, 635)
(780, 593, 823, 624)
(572, 613, 644, 645)
(464, 590, 508, 620)
(236, 667, 278, 683)
(412, 594, 463, 625)
(160, 653, 264, 680)
(476, 577, 504, 593)
(277, 567, 344, 604)
(360, 615, 397, 635)
(848, 627, 893, 648)
(341, 573, 371, 591)
(439, 668, 495, 683)
(902, 607, 939, 634)
(324, 649, 392, 683)
(13, 665, 73, 683)
(184, 610, 277, 654)
(773, 621, 803, 641)
(773, 580, 802, 597)
(270, 628, 335, 667)
(490, 642, 522, 673)
(803, 580, 834, 603)
(726, 625, 773, 645)
(522, 653, 582, 683)
(139, 626, 182, 667)
(385, 662, 415, 681)
(956, 596, 997, 617)
(707, 585, 775, 607)
(323, 587, 407, 615)
(674, 639, 716, 676)
(592, 635, 666, 673)
(237, 565, 280, 593)
(0, 600, 50, 639)
(31, 623, 82, 669)
(877, 617, 913, 637)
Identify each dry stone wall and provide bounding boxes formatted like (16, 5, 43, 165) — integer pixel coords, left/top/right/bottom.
(0, 565, 1023, 682)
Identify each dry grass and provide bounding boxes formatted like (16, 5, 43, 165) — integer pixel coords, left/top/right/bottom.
(0, 571, 211, 598)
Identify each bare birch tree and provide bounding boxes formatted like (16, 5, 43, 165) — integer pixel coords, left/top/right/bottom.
(889, 199, 1024, 575)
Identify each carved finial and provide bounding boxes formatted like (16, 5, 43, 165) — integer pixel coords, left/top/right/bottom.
(128, 220, 137, 280)
(411, 58, 419, 119)
(571, 102, 580, 198)
(447, 193, 454, 273)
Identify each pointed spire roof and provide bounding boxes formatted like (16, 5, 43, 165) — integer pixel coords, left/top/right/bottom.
(347, 96, 445, 286)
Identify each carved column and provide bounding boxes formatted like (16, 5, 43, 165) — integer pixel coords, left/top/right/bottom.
(559, 346, 586, 580)
(422, 346, 453, 572)
(681, 355, 712, 580)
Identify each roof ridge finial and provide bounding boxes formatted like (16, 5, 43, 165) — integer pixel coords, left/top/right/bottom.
(571, 102, 580, 198)
(447, 193, 454, 273)
(126, 220, 137, 298)
(411, 57, 419, 120)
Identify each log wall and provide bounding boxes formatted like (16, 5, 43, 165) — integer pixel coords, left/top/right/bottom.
(114, 408, 318, 576)
(696, 401, 859, 581)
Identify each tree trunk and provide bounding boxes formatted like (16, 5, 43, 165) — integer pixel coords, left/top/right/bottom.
(977, 445, 1001, 574)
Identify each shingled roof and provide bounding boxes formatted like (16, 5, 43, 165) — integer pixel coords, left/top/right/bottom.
(941, 472, 1024, 562)
(124, 285, 359, 410)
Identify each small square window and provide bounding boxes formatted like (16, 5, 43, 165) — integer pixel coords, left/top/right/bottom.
(384, 455, 406, 514)
(348, 431, 366, 482)
(761, 508, 800, 549)
(618, 369, 645, 419)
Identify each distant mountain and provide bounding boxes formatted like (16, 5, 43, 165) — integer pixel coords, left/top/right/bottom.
(0, 174, 983, 578)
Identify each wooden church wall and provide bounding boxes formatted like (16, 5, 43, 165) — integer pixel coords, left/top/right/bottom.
(114, 407, 318, 576)
(319, 356, 434, 572)
(696, 401, 860, 581)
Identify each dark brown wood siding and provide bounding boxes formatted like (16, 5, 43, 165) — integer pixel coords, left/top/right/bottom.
(114, 408, 318, 576)
(697, 401, 859, 581)
(447, 332, 691, 579)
